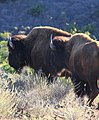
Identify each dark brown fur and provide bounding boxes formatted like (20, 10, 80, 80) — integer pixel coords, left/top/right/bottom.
(64, 33, 99, 106)
(7, 26, 71, 82)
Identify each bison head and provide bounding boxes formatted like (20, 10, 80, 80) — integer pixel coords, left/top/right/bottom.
(7, 35, 27, 73)
(49, 34, 70, 54)
(50, 34, 70, 50)
(49, 34, 71, 75)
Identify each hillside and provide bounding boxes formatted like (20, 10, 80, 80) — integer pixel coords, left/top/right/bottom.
(0, 0, 99, 38)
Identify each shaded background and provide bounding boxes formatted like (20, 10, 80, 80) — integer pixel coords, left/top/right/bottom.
(0, 0, 99, 38)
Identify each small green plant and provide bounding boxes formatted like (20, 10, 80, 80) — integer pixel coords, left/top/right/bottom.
(29, 3, 44, 16)
(80, 23, 96, 34)
(0, 32, 11, 40)
(65, 22, 97, 39)
(0, 40, 15, 73)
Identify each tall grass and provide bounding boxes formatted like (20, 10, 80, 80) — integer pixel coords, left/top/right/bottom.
(0, 69, 98, 120)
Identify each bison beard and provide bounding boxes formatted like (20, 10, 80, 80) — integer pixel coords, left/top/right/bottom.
(7, 26, 71, 83)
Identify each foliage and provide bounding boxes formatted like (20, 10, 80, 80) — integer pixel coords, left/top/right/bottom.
(29, 3, 44, 16)
(0, 40, 15, 73)
(0, 72, 98, 119)
(0, 32, 11, 40)
(65, 22, 97, 40)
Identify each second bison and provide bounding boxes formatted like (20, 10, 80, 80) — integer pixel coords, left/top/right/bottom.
(65, 33, 99, 106)
(52, 33, 99, 106)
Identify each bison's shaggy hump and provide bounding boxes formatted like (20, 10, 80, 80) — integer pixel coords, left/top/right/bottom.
(26, 26, 71, 41)
(24, 26, 71, 52)
(68, 33, 95, 45)
(32, 26, 71, 36)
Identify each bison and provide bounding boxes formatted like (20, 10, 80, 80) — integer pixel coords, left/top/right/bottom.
(8, 26, 99, 106)
(64, 33, 99, 106)
(51, 33, 99, 106)
(7, 26, 71, 83)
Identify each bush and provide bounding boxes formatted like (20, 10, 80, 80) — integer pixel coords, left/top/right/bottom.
(65, 22, 97, 40)
(29, 3, 44, 16)
(0, 73, 98, 120)
(0, 40, 15, 73)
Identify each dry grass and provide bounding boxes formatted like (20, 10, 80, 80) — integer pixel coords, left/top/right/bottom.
(0, 68, 99, 120)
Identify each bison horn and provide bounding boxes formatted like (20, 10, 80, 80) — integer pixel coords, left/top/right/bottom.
(50, 34, 56, 50)
(9, 37, 14, 49)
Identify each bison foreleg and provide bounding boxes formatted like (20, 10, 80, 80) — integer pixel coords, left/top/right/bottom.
(87, 88, 99, 107)
(71, 73, 85, 97)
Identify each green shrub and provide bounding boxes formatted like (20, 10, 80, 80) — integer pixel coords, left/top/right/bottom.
(0, 40, 15, 73)
(0, 32, 11, 40)
(29, 3, 44, 16)
(65, 22, 97, 39)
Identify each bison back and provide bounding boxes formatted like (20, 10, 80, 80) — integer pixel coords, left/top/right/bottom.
(70, 42, 99, 81)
